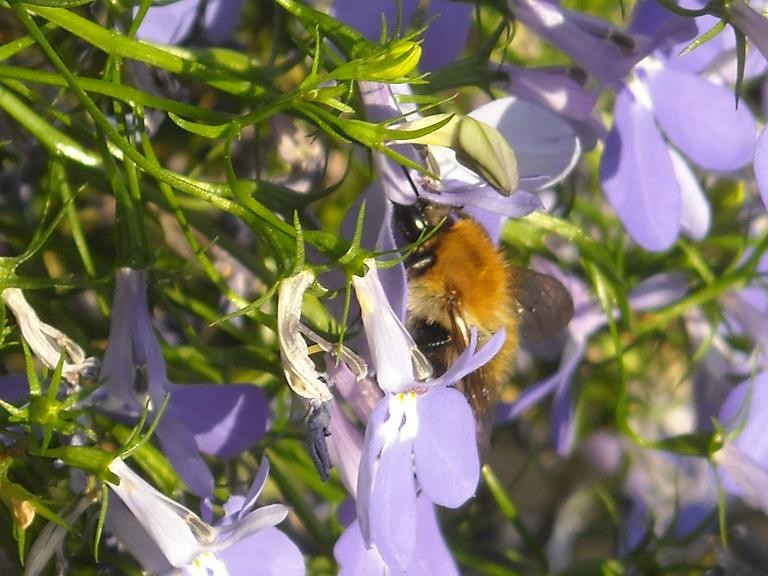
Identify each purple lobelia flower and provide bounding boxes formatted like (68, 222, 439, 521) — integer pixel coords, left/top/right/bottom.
(92, 268, 269, 498)
(331, 0, 473, 72)
(599, 2, 758, 252)
(499, 261, 688, 454)
(335, 494, 459, 576)
(136, 0, 245, 45)
(346, 259, 505, 571)
(107, 457, 305, 574)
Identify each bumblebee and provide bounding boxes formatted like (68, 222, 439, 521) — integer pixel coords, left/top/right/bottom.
(395, 201, 574, 415)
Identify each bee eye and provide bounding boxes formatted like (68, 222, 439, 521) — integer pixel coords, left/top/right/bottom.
(393, 202, 430, 244)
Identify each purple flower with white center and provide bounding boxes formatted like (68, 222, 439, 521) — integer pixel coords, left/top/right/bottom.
(598, 2, 758, 252)
(106, 457, 305, 574)
(335, 495, 459, 576)
(331, 0, 473, 72)
(359, 81, 580, 218)
(136, 0, 244, 45)
(92, 268, 269, 497)
(350, 259, 505, 571)
(498, 261, 688, 454)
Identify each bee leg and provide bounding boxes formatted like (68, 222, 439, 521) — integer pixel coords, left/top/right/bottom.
(307, 399, 333, 481)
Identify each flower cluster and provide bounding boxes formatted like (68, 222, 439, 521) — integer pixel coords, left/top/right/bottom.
(3, 0, 768, 573)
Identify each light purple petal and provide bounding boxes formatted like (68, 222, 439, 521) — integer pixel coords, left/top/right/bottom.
(420, 1, 473, 71)
(156, 411, 215, 497)
(646, 66, 756, 171)
(335, 520, 388, 576)
(727, 0, 768, 61)
(414, 388, 479, 507)
(755, 127, 768, 210)
(0, 373, 29, 404)
(332, 0, 419, 45)
(552, 358, 577, 455)
(203, 0, 245, 44)
(234, 459, 271, 521)
(369, 421, 418, 570)
(216, 527, 305, 576)
(357, 399, 392, 544)
(718, 373, 768, 468)
(668, 148, 710, 240)
(104, 496, 174, 574)
(431, 328, 506, 388)
(352, 262, 419, 393)
(716, 442, 768, 514)
(497, 337, 585, 422)
(421, 185, 543, 218)
(600, 88, 681, 252)
(136, 0, 198, 44)
(499, 65, 598, 122)
(328, 400, 364, 496)
(404, 497, 459, 576)
(167, 383, 268, 458)
(468, 97, 581, 190)
(627, 272, 689, 311)
(508, 0, 649, 85)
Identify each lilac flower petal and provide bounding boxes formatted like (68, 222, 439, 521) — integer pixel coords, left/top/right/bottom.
(716, 442, 768, 514)
(104, 495, 174, 574)
(722, 292, 768, 355)
(718, 373, 768, 467)
(405, 497, 459, 576)
(421, 185, 543, 218)
(497, 338, 585, 422)
(214, 504, 290, 551)
(431, 328, 505, 388)
(332, 0, 419, 46)
(370, 425, 418, 571)
(352, 261, 419, 393)
(216, 527, 305, 576)
(628, 0, 698, 50)
(414, 388, 479, 507)
(357, 399, 392, 544)
(669, 148, 710, 240)
(468, 97, 581, 190)
(335, 520, 388, 576)
(600, 88, 681, 252)
(755, 127, 768, 209)
(156, 411, 215, 497)
(136, 0, 198, 44)
(328, 400, 364, 496)
(167, 383, 268, 458)
(500, 65, 598, 122)
(509, 0, 648, 85)
(0, 373, 30, 404)
(420, 1, 473, 71)
(235, 459, 271, 521)
(727, 0, 768, 61)
(552, 358, 577, 455)
(376, 199, 409, 321)
(646, 66, 756, 171)
(203, 0, 245, 44)
(108, 458, 203, 566)
(627, 272, 689, 311)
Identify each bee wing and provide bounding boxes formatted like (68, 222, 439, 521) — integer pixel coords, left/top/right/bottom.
(513, 268, 574, 344)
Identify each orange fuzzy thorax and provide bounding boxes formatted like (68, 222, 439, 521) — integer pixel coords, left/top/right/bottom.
(407, 219, 519, 412)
